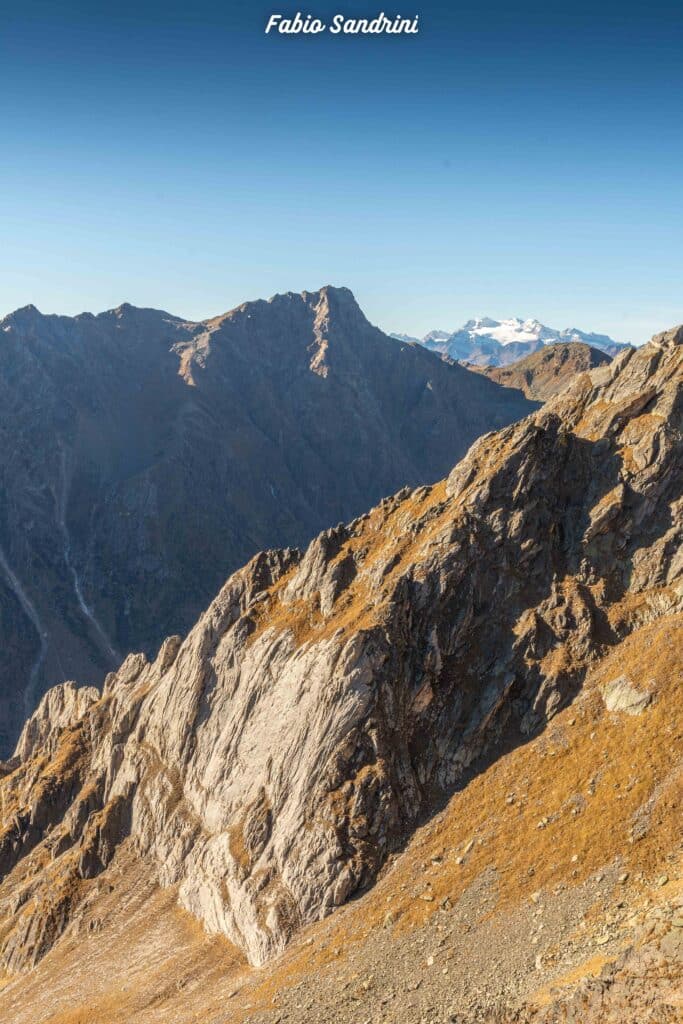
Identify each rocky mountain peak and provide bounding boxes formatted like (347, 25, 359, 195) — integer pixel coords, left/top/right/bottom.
(104, 302, 180, 324)
(0, 323, 678, 983)
(0, 286, 534, 754)
(0, 303, 46, 332)
(304, 283, 360, 308)
(652, 322, 683, 346)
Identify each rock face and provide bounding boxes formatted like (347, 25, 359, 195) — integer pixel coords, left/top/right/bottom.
(0, 286, 535, 753)
(602, 675, 653, 715)
(391, 318, 629, 366)
(0, 325, 679, 976)
(477, 342, 612, 400)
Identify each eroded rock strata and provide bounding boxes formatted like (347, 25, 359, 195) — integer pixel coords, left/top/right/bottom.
(0, 285, 535, 752)
(0, 327, 679, 1008)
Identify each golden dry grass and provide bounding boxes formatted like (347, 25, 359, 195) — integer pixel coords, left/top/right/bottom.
(231, 615, 683, 1017)
(0, 616, 679, 1024)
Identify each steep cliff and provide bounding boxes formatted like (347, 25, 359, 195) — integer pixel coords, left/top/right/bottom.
(0, 286, 534, 752)
(0, 326, 679, 1008)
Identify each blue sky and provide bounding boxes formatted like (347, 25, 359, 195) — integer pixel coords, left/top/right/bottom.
(1, 0, 682, 342)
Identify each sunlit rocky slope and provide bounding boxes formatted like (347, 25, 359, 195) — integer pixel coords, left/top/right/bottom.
(0, 325, 680, 1023)
(0, 286, 534, 752)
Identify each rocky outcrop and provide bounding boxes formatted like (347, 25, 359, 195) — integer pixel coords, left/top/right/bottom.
(0, 326, 679, 974)
(13, 681, 99, 763)
(0, 286, 535, 753)
(511, 898, 683, 1024)
(602, 675, 653, 714)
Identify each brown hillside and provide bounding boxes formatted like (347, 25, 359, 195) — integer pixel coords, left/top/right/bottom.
(476, 342, 612, 400)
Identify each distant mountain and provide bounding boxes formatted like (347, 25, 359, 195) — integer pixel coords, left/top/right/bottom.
(390, 316, 631, 366)
(387, 332, 420, 344)
(477, 341, 612, 400)
(0, 285, 535, 752)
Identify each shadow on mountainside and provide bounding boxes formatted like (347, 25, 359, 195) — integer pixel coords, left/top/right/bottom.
(347, 410, 678, 880)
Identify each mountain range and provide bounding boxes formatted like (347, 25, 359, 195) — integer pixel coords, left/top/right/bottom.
(391, 317, 631, 366)
(0, 286, 535, 754)
(475, 341, 612, 400)
(0, 322, 679, 1024)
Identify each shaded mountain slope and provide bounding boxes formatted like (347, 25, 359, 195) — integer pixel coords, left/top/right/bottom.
(475, 342, 612, 400)
(0, 326, 678, 1019)
(0, 286, 535, 752)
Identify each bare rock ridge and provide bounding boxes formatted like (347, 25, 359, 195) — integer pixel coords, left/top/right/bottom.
(0, 325, 679, 985)
(475, 341, 612, 400)
(0, 285, 535, 753)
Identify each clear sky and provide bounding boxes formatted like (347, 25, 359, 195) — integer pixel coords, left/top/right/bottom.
(1, 0, 682, 343)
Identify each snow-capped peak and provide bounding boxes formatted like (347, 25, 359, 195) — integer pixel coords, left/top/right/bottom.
(464, 317, 558, 346)
(389, 316, 630, 367)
